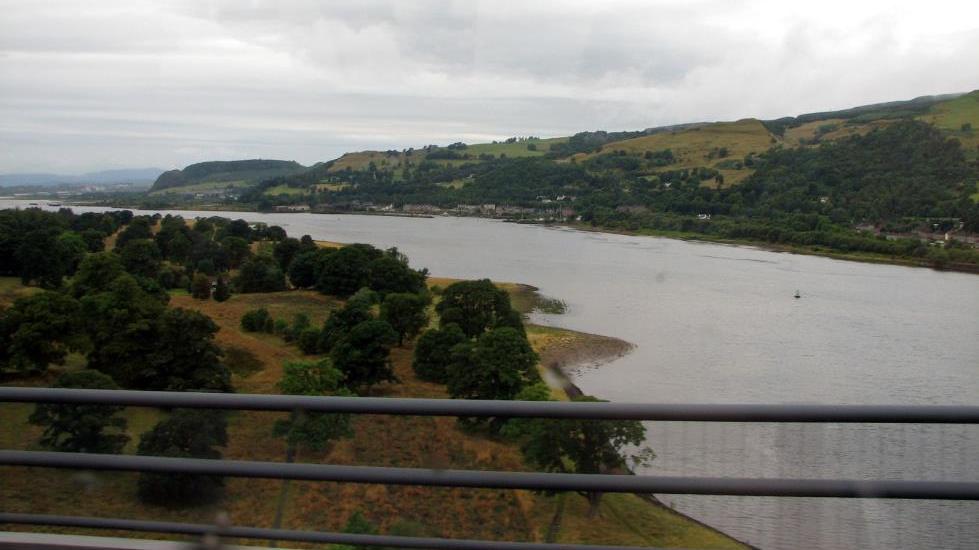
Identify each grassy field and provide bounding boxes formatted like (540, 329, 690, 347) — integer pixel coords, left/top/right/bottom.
(264, 184, 307, 197)
(464, 137, 568, 158)
(0, 276, 39, 306)
(577, 119, 775, 186)
(918, 90, 979, 155)
(0, 277, 744, 548)
(149, 180, 250, 196)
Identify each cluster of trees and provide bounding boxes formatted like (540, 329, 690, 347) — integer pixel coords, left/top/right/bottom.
(412, 280, 538, 430)
(0, 208, 132, 288)
(410, 279, 653, 513)
(0, 207, 254, 506)
(287, 243, 428, 298)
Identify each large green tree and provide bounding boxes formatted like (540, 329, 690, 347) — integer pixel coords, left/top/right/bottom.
(235, 254, 286, 293)
(136, 409, 228, 507)
(28, 369, 129, 453)
(15, 227, 68, 288)
(274, 359, 353, 460)
(80, 273, 167, 388)
(504, 393, 654, 516)
(147, 308, 231, 392)
(0, 291, 84, 374)
(330, 320, 398, 394)
(411, 324, 467, 383)
(316, 244, 381, 298)
(70, 252, 125, 297)
(119, 239, 162, 279)
(446, 327, 540, 428)
(435, 279, 521, 338)
(316, 296, 373, 353)
(380, 292, 429, 345)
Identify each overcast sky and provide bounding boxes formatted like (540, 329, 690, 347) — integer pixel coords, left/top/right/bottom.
(1, 0, 978, 173)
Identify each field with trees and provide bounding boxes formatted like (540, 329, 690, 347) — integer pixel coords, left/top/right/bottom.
(0, 207, 744, 548)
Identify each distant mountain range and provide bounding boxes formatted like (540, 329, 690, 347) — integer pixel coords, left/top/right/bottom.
(0, 168, 165, 187)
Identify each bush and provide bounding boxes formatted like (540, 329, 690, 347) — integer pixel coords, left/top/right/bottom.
(240, 308, 271, 332)
(213, 277, 231, 302)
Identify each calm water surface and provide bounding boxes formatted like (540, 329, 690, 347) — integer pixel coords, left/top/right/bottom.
(5, 201, 977, 549)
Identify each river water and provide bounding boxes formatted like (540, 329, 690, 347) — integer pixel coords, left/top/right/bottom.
(4, 201, 978, 549)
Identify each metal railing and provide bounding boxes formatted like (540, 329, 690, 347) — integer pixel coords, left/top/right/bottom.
(2, 387, 978, 549)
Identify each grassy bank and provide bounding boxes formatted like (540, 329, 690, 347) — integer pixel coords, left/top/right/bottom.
(0, 276, 744, 548)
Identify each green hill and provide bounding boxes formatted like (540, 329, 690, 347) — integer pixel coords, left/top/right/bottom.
(150, 159, 306, 194)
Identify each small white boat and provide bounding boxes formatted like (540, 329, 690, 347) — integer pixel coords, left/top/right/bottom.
(794, 290, 801, 299)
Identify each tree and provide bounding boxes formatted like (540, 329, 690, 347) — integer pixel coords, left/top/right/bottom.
(273, 237, 302, 271)
(330, 320, 398, 394)
(191, 273, 211, 300)
(119, 239, 162, 279)
(316, 245, 380, 298)
(0, 291, 84, 374)
(220, 236, 252, 269)
(114, 217, 153, 249)
(273, 359, 353, 459)
(235, 254, 286, 293)
(435, 279, 517, 338)
(380, 292, 429, 345)
(70, 252, 124, 297)
(367, 251, 427, 296)
(213, 276, 231, 302)
(411, 324, 467, 383)
(147, 308, 231, 392)
(58, 231, 88, 275)
(287, 250, 323, 288)
(505, 394, 654, 516)
(15, 227, 67, 288)
(136, 409, 228, 506)
(316, 298, 373, 353)
(28, 370, 128, 453)
(446, 327, 540, 429)
(80, 274, 166, 388)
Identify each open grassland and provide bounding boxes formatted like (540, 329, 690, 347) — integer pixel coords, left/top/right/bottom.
(464, 137, 568, 158)
(781, 118, 891, 147)
(263, 184, 307, 197)
(0, 276, 39, 307)
(327, 151, 409, 174)
(919, 90, 979, 155)
(578, 119, 775, 186)
(149, 180, 250, 196)
(1, 279, 744, 548)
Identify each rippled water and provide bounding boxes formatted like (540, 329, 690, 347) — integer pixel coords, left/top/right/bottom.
(5, 202, 977, 549)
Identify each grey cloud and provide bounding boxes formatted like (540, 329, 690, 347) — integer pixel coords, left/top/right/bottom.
(1, 0, 978, 173)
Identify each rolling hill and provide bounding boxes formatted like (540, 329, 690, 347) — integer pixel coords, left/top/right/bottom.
(149, 159, 306, 194)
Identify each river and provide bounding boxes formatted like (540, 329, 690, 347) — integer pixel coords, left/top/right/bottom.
(4, 201, 977, 549)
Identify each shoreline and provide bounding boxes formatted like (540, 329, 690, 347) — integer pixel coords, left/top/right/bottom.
(554, 221, 979, 275)
(527, 322, 756, 549)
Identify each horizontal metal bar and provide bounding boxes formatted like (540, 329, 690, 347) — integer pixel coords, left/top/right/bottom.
(0, 513, 664, 550)
(2, 387, 977, 423)
(2, 451, 977, 499)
